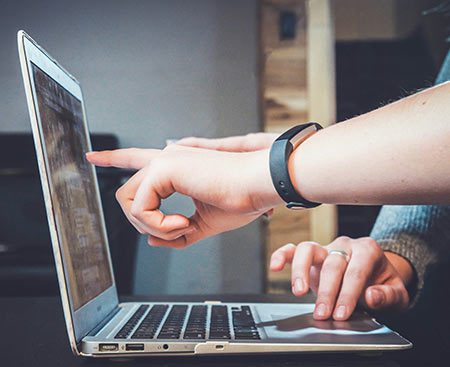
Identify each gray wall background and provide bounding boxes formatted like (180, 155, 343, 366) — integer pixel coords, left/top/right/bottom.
(0, 0, 265, 294)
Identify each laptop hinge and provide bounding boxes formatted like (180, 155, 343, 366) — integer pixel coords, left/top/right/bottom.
(86, 306, 121, 337)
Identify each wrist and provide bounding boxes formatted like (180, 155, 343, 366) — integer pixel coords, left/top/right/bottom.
(245, 149, 283, 211)
(287, 130, 319, 203)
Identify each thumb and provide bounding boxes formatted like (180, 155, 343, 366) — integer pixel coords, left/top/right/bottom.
(86, 148, 161, 169)
(365, 282, 409, 311)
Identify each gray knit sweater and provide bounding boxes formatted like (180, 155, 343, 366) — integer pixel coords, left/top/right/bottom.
(371, 205, 450, 300)
(370, 50, 450, 302)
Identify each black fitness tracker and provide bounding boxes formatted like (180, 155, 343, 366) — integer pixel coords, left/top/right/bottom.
(269, 123, 323, 209)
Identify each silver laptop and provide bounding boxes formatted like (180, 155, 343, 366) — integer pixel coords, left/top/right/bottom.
(17, 30, 412, 357)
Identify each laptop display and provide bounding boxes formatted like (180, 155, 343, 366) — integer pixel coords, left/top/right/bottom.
(32, 64, 112, 310)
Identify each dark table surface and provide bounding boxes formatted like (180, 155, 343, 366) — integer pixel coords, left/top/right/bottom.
(0, 294, 444, 367)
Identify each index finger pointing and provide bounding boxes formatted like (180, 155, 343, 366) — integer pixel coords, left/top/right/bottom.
(86, 148, 161, 169)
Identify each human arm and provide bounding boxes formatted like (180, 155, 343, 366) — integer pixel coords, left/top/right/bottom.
(289, 81, 450, 205)
(87, 83, 450, 248)
(87, 145, 281, 248)
(178, 82, 450, 205)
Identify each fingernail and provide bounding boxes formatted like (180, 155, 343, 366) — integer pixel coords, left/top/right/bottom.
(315, 303, 327, 318)
(335, 305, 347, 319)
(371, 289, 384, 307)
(294, 278, 305, 294)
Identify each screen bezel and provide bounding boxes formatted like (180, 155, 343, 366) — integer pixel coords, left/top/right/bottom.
(18, 31, 118, 348)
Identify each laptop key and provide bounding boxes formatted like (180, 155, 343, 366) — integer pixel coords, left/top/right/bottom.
(184, 332, 205, 339)
(115, 305, 149, 339)
(232, 306, 261, 340)
(209, 305, 231, 340)
(183, 305, 207, 340)
(130, 304, 169, 339)
(157, 305, 188, 340)
(209, 333, 231, 339)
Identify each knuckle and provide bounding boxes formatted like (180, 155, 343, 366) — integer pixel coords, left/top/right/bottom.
(362, 238, 382, 258)
(337, 236, 351, 242)
(278, 244, 295, 257)
(298, 241, 317, 250)
(280, 243, 296, 252)
(150, 156, 171, 175)
(129, 205, 142, 219)
(322, 260, 342, 273)
(164, 144, 175, 152)
(164, 143, 181, 152)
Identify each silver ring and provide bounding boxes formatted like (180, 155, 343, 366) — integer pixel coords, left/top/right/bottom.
(328, 249, 350, 262)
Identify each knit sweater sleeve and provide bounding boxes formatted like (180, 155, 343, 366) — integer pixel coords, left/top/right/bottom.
(370, 205, 450, 302)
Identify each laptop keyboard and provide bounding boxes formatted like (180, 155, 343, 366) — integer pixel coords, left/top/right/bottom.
(114, 304, 260, 341)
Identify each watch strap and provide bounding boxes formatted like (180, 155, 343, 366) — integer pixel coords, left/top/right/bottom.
(269, 123, 322, 209)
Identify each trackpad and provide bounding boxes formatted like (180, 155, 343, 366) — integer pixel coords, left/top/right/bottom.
(255, 304, 390, 342)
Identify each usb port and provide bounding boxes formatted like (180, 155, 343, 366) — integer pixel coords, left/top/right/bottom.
(99, 343, 118, 352)
(126, 343, 145, 351)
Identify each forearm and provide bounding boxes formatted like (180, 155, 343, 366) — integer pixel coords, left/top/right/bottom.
(289, 82, 450, 205)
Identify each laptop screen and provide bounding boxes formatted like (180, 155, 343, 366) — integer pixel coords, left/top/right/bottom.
(32, 64, 113, 311)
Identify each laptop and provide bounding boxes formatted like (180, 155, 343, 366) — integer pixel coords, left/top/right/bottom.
(17, 30, 412, 357)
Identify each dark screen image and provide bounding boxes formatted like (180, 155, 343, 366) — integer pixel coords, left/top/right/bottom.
(32, 64, 112, 310)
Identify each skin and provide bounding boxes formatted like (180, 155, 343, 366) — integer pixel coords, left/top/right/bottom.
(179, 136, 414, 319)
(270, 238, 412, 321)
(289, 81, 450, 205)
(86, 81, 449, 320)
(88, 145, 280, 248)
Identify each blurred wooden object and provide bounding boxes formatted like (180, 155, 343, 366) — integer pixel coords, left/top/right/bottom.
(307, 0, 337, 247)
(260, 0, 337, 292)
